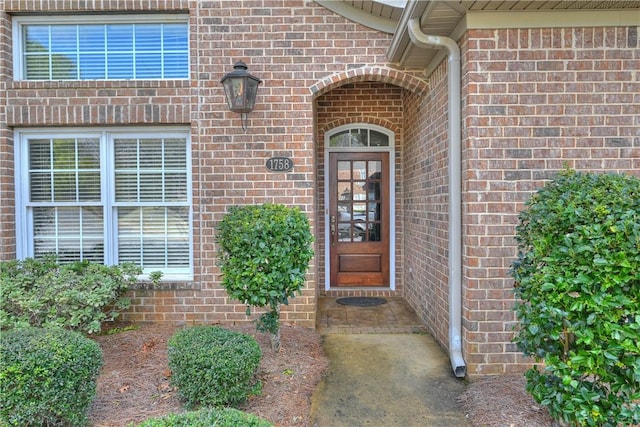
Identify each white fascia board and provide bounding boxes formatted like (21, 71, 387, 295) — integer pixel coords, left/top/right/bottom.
(464, 9, 640, 29)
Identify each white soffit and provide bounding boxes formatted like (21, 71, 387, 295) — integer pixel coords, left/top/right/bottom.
(315, 0, 406, 33)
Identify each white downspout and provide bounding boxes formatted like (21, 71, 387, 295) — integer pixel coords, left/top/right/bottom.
(407, 18, 466, 378)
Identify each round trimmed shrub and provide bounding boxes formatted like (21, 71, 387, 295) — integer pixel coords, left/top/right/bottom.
(0, 327, 103, 426)
(216, 203, 314, 350)
(136, 407, 273, 427)
(167, 326, 262, 408)
(512, 170, 640, 426)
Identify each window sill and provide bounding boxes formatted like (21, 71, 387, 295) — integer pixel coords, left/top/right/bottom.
(8, 79, 191, 90)
(133, 276, 196, 291)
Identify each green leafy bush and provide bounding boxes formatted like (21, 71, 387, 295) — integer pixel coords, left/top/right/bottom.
(0, 327, 103, 426)
(135, 407, 273, 427)
(511, 170, 640, 426)
(0, 256, 140, 334)
(167, 326, 262, 408)
(216, 203, 314, 350)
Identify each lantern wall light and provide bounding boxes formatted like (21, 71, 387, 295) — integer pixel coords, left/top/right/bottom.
(220, 60, 262, 131)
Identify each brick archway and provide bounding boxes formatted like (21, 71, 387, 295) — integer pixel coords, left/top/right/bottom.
(310, 66, 429, 99)
(312, 67, 424, 296)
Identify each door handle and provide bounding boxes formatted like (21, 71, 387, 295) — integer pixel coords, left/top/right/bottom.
(330, 215, 336, 246)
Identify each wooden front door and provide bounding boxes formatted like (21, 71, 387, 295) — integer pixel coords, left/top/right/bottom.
(329, 152, 390, 287)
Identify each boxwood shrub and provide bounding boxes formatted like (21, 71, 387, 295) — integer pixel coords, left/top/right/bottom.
(0, 327, 103, 426)
(167, 326, 262, 408)
(135, 407, 273, 427)
(512, 170, 640, 426)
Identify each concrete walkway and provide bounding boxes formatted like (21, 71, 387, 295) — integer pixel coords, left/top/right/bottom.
(316, 297, 428, 335)
(311, 297, 471, 426)
(309, 333, 471, 427)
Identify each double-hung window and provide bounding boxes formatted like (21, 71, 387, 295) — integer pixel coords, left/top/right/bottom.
(15, 128, 192, 280)
(13, 15, 189, 80)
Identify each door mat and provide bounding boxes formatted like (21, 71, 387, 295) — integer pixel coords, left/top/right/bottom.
(336, 297, 387, 307)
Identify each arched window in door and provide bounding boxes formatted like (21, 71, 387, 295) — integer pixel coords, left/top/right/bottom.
(328, 128, 390, 148)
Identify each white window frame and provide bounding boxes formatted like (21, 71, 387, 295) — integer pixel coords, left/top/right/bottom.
(14, 127, 193, 281)
(323, 123, 396, 291)
(13, 14, 190, 81)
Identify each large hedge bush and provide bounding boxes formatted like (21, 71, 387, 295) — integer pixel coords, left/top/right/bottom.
(511, 170, 640, 426)
(0, 327, 103, 426)
(167, 326, 262, 408)
(135, 407, 273, 427)
(217, 203, 314, 350)
(0, 256, 140, 334)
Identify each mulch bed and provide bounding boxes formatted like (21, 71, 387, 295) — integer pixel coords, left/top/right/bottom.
(89, 322, 565, 427)
(458, 375, 559, 427)
(89, 323, 329, 427)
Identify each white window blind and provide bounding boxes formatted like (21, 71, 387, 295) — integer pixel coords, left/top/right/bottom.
(17, 129, 192, 279)
(17, 18, 188, 80)
(28, 137, 104, 263)
(114, 137, 190, 270)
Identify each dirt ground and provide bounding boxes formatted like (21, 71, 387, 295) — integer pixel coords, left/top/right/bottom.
(89, 323, 329, 427)
(458, 375, 559, 427)
(89, 323, 557, 427)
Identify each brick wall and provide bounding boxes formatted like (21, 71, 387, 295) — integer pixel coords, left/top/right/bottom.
(0, 0, 406, 328)
(461, 26, 640, 375)
(403, 61, 451, 347)
(0, 11, 15, 260)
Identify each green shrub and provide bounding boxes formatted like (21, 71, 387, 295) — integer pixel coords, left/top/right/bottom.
(135, 407, 273, 427)
(216, 203, 314, 350)
(167, 326, 262, 408)
(0, 256, 141, 334)
(0, 327, 103, 426)
(511, 170, 640, 426)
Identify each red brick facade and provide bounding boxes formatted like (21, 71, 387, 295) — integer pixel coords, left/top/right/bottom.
(459, 26, 639, 375)
(0, 0, 637, 376)
(403, 63, 452, 349)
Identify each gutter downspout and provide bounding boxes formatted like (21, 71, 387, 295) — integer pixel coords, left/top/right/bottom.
(407, 18, 466, 378)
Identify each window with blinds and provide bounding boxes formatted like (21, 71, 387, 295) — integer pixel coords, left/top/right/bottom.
(16, 129, 192, 279)
(114, 137, 190, 270)
(28, 137, 104, 263)
(14, 16, 189, 81)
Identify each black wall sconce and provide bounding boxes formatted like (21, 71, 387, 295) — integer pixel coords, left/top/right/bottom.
(220, 60, 262, 131)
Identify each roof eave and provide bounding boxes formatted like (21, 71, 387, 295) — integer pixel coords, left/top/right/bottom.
(386, 0, 429, 65)
(315, 0, 400, 34)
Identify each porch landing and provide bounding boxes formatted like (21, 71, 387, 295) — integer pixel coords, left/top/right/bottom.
(316, 297, 427, 334)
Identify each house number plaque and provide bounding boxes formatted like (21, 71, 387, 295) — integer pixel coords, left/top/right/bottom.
(265, 157, 294, 172)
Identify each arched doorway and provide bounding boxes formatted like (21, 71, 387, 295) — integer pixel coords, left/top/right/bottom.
(311, 67, 429, 298)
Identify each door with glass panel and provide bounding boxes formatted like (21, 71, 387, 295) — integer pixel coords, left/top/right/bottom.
(329, 152, 389, 287)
